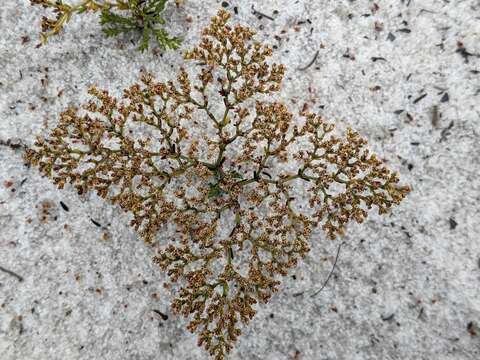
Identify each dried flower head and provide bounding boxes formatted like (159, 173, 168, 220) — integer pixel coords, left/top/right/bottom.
(30, 0, 181, 51)
(25, 10, 410, 360)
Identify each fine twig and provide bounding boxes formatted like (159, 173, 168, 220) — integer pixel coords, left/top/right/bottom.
(0, 138, 28, 151)
(251, 5, 274, 21)
(298, 50, 319, 71)
(310, 242, 344, 297)
(0, 265, 24, 282)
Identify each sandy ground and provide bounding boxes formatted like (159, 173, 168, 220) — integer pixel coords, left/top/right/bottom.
(1, 0, 479, 359)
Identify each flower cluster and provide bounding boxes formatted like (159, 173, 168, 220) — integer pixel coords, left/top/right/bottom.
(25, 10, 410, 359)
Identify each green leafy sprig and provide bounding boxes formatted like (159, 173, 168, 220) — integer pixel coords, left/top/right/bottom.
(31, 0, 182, 51)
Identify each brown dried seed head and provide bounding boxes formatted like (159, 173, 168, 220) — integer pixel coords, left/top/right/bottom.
(25, 9, 409, 360)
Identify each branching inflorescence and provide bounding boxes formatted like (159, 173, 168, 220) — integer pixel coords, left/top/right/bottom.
(31, 0, 181, 51)
(25, 10, 410, 359)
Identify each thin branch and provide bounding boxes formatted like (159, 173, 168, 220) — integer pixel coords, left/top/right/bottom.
(0, 138, 28, 151)
(251, 5, 274, 21)
(0, 265, 24, 282)
(298, 50, 319, 71)
(310, 241, 344, 297)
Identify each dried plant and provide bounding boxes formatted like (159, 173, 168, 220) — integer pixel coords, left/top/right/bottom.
(25, 10, 410, 360)
(30, 0, 181, 51)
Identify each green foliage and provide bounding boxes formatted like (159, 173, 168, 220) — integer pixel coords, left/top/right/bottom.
(100, 0, 181, 51)
(208, 183, 224, 199)
(31, 0, 181, 51)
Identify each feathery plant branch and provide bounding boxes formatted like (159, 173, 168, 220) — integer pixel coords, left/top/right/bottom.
(30, 0, 182, 51)
(25, 10, 410, 360)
